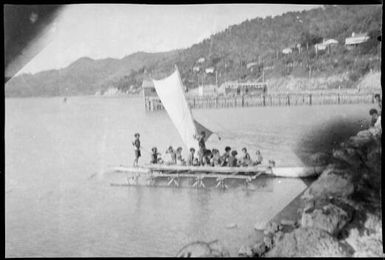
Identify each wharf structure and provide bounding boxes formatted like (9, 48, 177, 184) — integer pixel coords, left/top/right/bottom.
(143, 79, 377, 111)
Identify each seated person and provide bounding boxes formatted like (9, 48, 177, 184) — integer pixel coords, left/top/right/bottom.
(176, 147, 186, 165)
(228, 150, 239, 167)
(369, 108, 381, 138)
(240, 147, 252, 166)
(165, 146, 177, 165)
(187, 147, 196, 166)
(150, 147, 162, 164)
(268, 160, 276, 168)
(374, 94, 381, 115)
(202, 149, 213, 166)
(221, 146, 232, 166)
(253, 150, 263, 165)
(210, 149, 222, 166)
(193, 158, 200, 166)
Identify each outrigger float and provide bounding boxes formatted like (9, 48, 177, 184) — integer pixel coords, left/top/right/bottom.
(110, 164, 325, 189)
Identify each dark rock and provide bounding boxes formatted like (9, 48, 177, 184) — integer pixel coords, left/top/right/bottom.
(345, 214, 384, 257)
(365, 146, 381, 173)
(238, 245, 253, 257)
(277, 224, 283, 231)
(263, 233, 274, 249)
(356, 130, 372, 138)
(274, 231, 284, 242)
(309, 152, 330, 165)
(294, 220, 300, 228)
(301, 203, 352, 235)
(347, 134, 374, 148)
(303, 199, 315, 213)
(208, 240, 230, 257)
(280, 219, 296, 227)
(300, 188, 314, 200)
(251, 241, 266, 257)
(332, 148, 362, 168)
(308, 168, 354, 199)
(329, 197, 355, 221)
(264, 221, 279, 235)
(297, 208, 303, 218)
(176, 241, 211, 257)
(176, 240, 229, 257)
(345, 146, 365, 161)
(265, 227, 349, 257)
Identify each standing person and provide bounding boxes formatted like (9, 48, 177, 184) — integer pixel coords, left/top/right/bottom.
(221, 146, 232, 166)
(254, 150, 263, 165)
(240, 147, 252, 166)
(187, 148, 196, 166)
(132, 133, 141, 167)
(194, 131, 207, 165)
(374, 94, 381, 115)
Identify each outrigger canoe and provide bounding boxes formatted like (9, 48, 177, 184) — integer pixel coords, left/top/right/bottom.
(110, 68, 325, 189)
(109, 164, 325, 188)
(112, 164, 326, 178)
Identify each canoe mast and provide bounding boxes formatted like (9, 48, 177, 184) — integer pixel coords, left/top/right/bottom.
(152, 66, 212, 151)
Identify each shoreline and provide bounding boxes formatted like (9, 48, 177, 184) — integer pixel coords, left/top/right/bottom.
(244, 127, 383, 257)
(4, 87, 381, 99)
(176, 126, 382, 257)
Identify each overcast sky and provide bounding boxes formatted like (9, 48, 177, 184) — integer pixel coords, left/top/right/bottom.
(17, 4, 320, 75)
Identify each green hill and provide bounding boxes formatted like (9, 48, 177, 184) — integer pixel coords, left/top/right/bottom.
(5, 5, 382, 97)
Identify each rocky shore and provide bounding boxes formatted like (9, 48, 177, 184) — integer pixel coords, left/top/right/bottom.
(176, 127, 382, 257)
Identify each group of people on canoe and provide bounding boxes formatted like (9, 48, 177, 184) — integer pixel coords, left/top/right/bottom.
(132, 131, 264, 167)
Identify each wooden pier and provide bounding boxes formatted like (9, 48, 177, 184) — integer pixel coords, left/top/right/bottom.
(145, 92, 377, 111)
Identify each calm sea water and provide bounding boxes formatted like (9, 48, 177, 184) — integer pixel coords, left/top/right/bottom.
(5, 96, 372, 257)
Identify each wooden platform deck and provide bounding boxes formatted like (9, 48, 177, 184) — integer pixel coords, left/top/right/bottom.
(111, 164, 326, 178)
(109, 164, 325, 188)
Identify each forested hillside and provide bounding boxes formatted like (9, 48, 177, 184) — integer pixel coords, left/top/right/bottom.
(5, 5, 382, 97)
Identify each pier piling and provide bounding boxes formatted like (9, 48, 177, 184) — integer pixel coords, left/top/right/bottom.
(145, 92, 374, 111)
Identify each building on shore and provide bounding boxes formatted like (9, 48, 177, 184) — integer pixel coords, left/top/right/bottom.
(142, 78, 163, 110)
(282, 48, 293, 54)
(197, 57, 205, 63)
(205, 67, 215, 74)
(102, 87, 127, 96)
(315, 39, 338, 54)
(142, 78, 157, 97)
(186, 84, 220, 97)
(219, 81, 268, 96)
(345, 32, 369, 49)
(192, 66, 200, 72)
(142, 78, 267, 110)
(246, 62, 259, 70)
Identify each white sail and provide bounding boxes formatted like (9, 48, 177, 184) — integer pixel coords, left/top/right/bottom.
(152, 68, 211, 150)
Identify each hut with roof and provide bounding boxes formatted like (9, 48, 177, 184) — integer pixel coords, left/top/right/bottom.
(345, 32, 369, 50)
(142, 78, 163, 111)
